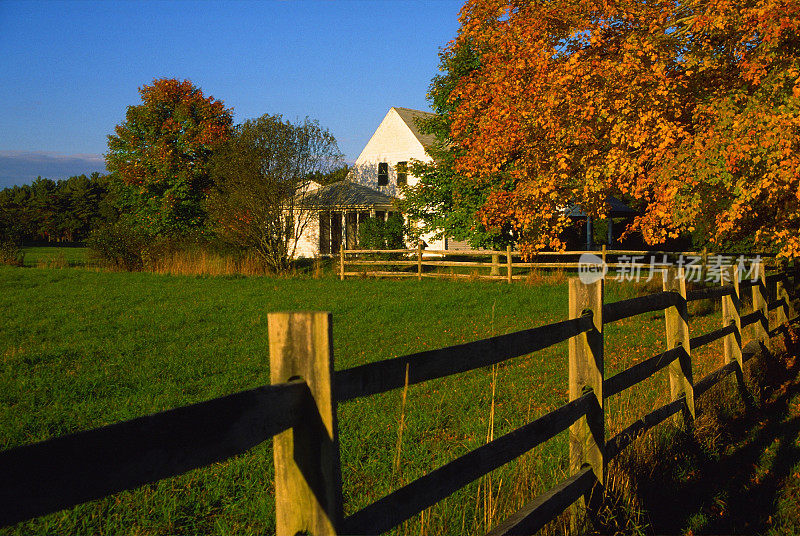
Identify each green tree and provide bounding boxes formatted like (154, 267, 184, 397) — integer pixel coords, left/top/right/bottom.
(105, 78, 233, 236)
(306, 163, 352, 186)
(207, 114, 343, 272)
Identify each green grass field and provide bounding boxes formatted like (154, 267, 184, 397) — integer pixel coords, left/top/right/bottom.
(0, 264, 775, 534)
(20, 246, 88, 268)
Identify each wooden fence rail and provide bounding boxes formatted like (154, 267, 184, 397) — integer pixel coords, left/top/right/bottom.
(0, 262, 798, 534)
(340, 245, 779, 282)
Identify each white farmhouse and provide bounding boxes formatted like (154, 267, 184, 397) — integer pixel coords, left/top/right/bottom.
(293, 107, 462, 258)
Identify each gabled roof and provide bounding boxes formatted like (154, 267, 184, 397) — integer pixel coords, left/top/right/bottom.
(299, 180, 396, 208)
(392, 107, 437, 149)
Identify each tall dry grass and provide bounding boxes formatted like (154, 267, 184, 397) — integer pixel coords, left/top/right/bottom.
(36, 252, 69, 269)
(147, 249, 270, 277)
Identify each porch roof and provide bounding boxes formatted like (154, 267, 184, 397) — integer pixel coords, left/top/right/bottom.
(299, 180, 397, 209)
(564, 196, 637, 218)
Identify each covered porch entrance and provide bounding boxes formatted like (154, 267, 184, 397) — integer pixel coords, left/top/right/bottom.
(318, 209, 398, 254)
(299, 180, 399, 256)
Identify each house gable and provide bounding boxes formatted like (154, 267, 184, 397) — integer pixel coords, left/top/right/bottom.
(350, 107, 435, 197)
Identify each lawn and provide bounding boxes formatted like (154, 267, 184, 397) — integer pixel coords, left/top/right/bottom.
(20, 246, 88, 268)
(0, 265, 739, 534)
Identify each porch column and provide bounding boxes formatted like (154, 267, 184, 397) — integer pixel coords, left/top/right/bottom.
(341, 212, 347, 251)
(586, 216, 593, 250)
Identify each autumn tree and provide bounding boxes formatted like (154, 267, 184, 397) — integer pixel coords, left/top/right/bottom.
(206, 114, 342, 272)
(436, 0, 800, 257)
(106, 78, 233, 236)
(399, 44, 517, 249)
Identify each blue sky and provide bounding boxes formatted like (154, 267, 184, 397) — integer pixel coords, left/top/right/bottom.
(0, 0, 462, 188)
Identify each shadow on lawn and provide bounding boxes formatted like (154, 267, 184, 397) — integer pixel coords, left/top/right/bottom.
(605, 327, 800, 535)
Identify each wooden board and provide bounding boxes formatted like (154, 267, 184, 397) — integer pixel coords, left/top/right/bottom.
(690, 324, 736, 350)
(335, 315, 593, 401)
(341, 393, 593, 535)
(568, 279, 604, 485)
(603, 291, 682, 324)
(486, 467, 596, 536)
(687, 285, 734, 302)
(663, 268, 695, 419)
(604, 347, 683, 399)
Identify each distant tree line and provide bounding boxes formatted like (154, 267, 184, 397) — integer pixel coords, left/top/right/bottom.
(0, 173, 117, 244)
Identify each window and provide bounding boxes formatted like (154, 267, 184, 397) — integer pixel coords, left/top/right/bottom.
(396, 161, 407, 186)
(377, 162, 388, 185)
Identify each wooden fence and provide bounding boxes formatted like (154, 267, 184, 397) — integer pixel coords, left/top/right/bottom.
(339, 243, 779, 282)
(1, 263, 798, 534)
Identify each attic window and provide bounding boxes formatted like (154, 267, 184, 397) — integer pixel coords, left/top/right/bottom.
(396, 161, 407, 186)
(377, 162, 388, 186)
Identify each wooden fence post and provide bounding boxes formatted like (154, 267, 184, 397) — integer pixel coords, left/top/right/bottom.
(268, 312, 342, 535)
(752, 261, 769, 345)
(777, 274, 796, 325)
(417, 240, 423, 281)
(662, 267, 695, 422)
(722, 264, 756, 407)
(506, 245, 513, 284)
(340, 247, 345, 281)
(722, 265, 743, 370)
(568, 278, 604, 528)
(491, 253, 500, 276)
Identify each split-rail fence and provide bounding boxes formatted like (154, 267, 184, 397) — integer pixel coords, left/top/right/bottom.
(339, 244, 779, 282)
(0, 262, 798, 534)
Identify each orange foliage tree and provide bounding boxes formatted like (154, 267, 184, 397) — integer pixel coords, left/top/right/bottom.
(106, 78, 233, 235)
(446, 0, 800, 256)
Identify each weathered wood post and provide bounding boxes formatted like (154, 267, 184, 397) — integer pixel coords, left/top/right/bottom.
(722, 265, 743, 370)
(491, 253, 500, 276)
(506, 245, 513, 284)
(568, 278, 604, 528)
(752, 260, 769, 345)
(777, 274, 796, 325)
(417, 240, 423, 281)
(268, 312, 342, 535)
(601, 244, 607, 267)
(722, 264, 755, 407)
(340, 246, 345, 281)
(662, 267, 695, 422)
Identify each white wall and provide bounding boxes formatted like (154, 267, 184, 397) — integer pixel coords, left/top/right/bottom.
(292, 210, 321, 259)
(350, 107, 433, 197)
(350, 107, 444, 250)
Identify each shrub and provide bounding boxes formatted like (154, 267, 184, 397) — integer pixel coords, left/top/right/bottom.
(0, 239, 24, 267)
(358, 218, 386, 250)
(86, 220, 149, 271)
(384, 214, 407, 249)
(358, 214, 407, 250)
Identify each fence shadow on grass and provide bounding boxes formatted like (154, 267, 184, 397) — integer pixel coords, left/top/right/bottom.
(606, 331, 800, 535)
